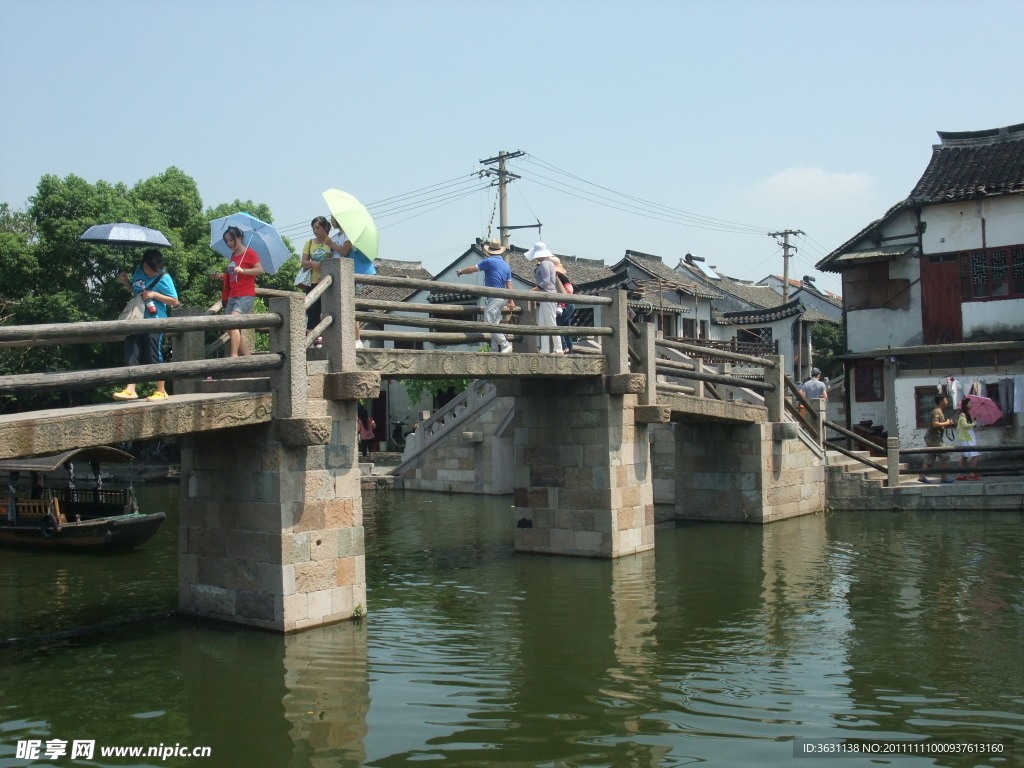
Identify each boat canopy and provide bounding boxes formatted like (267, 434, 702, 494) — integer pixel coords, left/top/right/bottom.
(0, 446, 135, 473)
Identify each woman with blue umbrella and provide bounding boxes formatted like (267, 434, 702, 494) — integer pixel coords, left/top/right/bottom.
(211, 225, 264, 357)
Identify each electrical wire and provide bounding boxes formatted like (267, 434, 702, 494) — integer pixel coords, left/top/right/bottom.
(519, 154, 771, 234)
(377, 187, 486, 231)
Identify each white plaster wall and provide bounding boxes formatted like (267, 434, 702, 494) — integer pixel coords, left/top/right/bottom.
(849, 399, 887, 433)
(922, 197, 1024, 254)
(962, 298, 1024, 339)
(845, 256, 922, 352)
(892, 374, 1023, 448)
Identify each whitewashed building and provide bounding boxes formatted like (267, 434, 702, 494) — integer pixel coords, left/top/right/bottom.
(816, 123, 1024, 448)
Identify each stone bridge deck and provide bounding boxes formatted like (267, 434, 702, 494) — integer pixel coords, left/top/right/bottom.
(0, 392, 273, 460)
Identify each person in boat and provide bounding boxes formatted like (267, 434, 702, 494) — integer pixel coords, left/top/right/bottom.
(113, 249, 179, 401)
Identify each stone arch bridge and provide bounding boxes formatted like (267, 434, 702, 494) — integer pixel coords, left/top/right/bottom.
(0, 259, 825, 631)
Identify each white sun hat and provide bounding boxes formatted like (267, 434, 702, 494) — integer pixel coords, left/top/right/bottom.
(525, 242, 554, 260)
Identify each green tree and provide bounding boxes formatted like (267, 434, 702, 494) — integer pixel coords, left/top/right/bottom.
(0, 169, 297, 410)
(810, 321, 844, 379)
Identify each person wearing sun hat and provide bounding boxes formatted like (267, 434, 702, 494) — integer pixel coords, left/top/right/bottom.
(525, 242, 566, 353)
(456, 238, 514, 353)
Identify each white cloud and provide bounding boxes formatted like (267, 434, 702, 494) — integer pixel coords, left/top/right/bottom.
(746, 166, 877, 208)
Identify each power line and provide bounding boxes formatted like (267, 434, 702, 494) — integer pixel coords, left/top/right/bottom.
(377, 187, 485, 231)
(520, 154, 771, 234)
(518, 173, 772, 235)
(516, 167, 767, 234)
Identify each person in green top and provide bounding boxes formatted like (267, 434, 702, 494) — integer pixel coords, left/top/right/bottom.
(918, 394, 955, 484)
(955, 398, 981, 481)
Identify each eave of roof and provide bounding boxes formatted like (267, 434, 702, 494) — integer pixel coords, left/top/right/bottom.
(908, 123, 1024, 205)
(719, 298, 805, 324)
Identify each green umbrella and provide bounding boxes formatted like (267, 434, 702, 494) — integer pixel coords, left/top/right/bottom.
(322, 188, 379, 261)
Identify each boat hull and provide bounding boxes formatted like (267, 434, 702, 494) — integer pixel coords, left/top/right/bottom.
(0, 512, 166, 551)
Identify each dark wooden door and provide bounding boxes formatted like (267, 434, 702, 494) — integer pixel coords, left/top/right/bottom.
(920, 254, 962, 344)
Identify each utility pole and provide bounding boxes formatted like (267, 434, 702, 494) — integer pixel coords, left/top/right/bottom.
(479, 150, 525, 258)
(768, 230, 804, 303)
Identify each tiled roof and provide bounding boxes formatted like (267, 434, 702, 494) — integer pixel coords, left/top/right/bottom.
(356, 258, 433, 306)
(718, 299, 805, 324)
(712, 276, 786, 309)
(620, 250, 722, 299)
(818, 124, 1024, 272)
(815, 200, 910, 272)
(908, 123, 1024, 204)
(801, 307, 840, 324)
(505, 244, 614, 286)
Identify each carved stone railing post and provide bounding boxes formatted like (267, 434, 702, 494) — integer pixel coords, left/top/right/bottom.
(268, 294, 308, 420)
(319, 258, 356, 372)
(763, 354, 784, 422)
(812, 398, 826, 448)
(171, 307, 205, 395)
(601, 290, 629, 377)
(887, 436, 900, 487)
(692, 359, 705, 399)
(638, 323, 657, 406)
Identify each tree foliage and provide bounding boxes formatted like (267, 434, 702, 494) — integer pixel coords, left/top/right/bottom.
(0, 168, 299, 410)
(810, 321, 844, 379)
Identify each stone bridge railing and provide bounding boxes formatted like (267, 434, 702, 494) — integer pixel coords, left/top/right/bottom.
(0, 258, 378, 427)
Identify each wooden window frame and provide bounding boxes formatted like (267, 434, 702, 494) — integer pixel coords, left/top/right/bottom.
(854, 361, 884, 402)
(960, 244, 1024, 301)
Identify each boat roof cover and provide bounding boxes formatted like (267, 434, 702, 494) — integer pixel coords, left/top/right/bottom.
(0, 446, 135, 473)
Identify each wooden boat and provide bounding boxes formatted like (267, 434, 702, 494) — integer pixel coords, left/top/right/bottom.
(0, 447, 165, 551)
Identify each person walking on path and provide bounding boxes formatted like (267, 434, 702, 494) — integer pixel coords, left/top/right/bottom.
(211, 225, 264, 357)
(299, 216, 334, 341)
(357, 407, 376, 460)
(526, 242, 566, 354)
(799, 368, 827, 401)
(113, 249, 179, 401)
(552, 257, 575, 354)
(956, 398, 982, 481)
(918, 394, 955, 484)
(455, 238, 514, 354)
(327, 217, 374, 347)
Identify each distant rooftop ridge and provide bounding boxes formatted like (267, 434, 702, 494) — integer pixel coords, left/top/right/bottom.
(937, 122, 1024, 147)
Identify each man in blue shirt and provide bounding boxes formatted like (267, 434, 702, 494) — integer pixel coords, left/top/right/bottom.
(113, 249, 179, 401)
(456, 238, 514, 353)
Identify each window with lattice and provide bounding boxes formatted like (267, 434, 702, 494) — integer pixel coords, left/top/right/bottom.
(960, 245, 1024, 300)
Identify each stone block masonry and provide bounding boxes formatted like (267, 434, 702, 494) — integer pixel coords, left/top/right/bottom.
(674, 422, 825, 523)
(513, 378, 654, 558)
(179, 398, 366, 632)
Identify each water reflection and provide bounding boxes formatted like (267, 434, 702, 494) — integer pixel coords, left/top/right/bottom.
(1, 488, 1022, 768)
(283, 622, 369, 767)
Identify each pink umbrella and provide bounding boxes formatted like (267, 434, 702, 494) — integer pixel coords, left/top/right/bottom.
(964, 394, 1003, 425)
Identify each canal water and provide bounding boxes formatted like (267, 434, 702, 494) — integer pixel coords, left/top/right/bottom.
(1, 485, 1022, 767)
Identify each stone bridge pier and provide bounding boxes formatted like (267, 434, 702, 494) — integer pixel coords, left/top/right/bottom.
(178, 258, 379, 631)
(511, 378, 654, 558)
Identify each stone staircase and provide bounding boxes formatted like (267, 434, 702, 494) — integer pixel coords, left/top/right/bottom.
(825, 449, 901, 493)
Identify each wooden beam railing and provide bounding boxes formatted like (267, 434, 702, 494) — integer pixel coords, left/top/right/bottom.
(823, 419, 879, 453)
(354, 273, 613, 306)
(302, 275, 333, 310)
(0, 313, 282, 346)
(654, 366, 776, 392)
(356, 299, 522, 316)
(0, 355, 284, 394)
(656, 337, 777, 368)
(353, 311, 613, 337)
(785, 399, 821, 439)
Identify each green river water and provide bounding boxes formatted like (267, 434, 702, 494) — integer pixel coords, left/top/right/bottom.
(0, 485, 1022, 767)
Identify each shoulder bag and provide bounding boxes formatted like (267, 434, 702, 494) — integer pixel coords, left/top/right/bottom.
(118, 270, 166, 321)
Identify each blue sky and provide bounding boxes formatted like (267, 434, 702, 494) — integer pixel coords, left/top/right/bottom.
(2, 0, 1022, 294)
